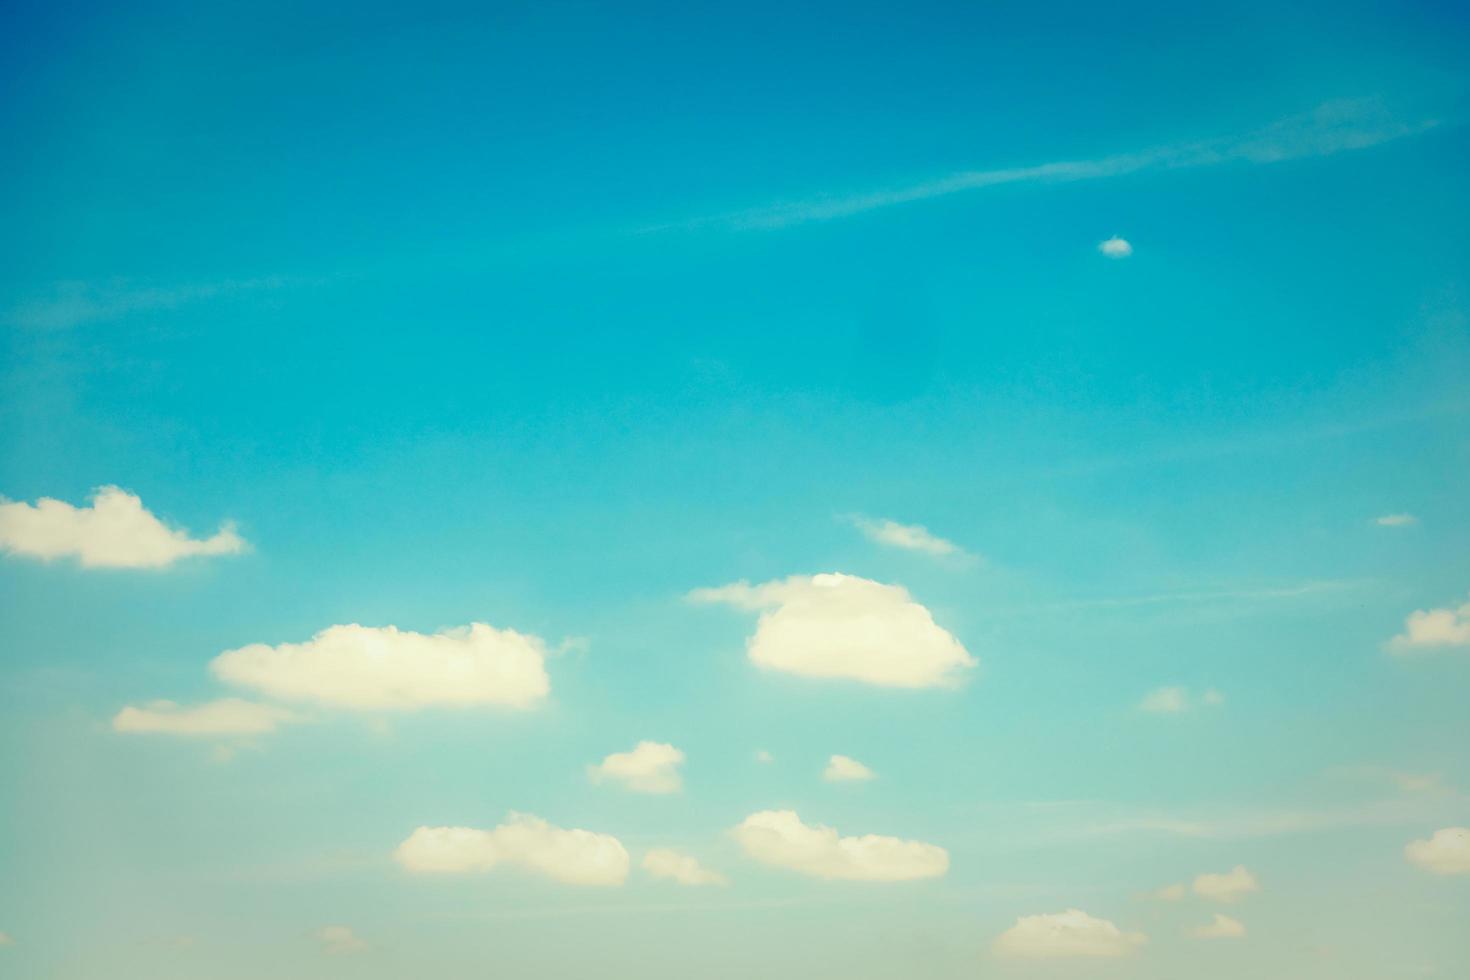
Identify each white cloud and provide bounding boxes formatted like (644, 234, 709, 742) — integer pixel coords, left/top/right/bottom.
(0, 486, 245, 569)
(112, 698, 297, 736)
(690, 573, 975, 689)
(0, 932, 12, 946)
(1098, 236, 1133, 258)
(755, 749, 774, 764)
(1405, 827, 1470, 875)
(852, 517, 966, 558)
(315, 925, 366, 954)
(993, 910, 1146, 959)
(1154, 883, 1187, 901)
(588, 741, 684, 794)
(642, 848, 728, 886)
(1193, 866, 1259, 903)
(1386, 598, 1470, 653)
(823, 754, 876, 782)
(672, 99, 1432, 231)
(1139, 686, 1188, 713)
(1374, 513, 1418, 527)
(210, 623, 550, 711)
(394, 812, 629, 886)
(1192, 913, 1246, 939)
(733, 810, 948, 881)
(1139, 686, 1224, 713)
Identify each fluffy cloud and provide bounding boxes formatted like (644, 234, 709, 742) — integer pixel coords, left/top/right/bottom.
(1139, 686, 1224, 713)
(993, 910, 1146, 958)
(823, 754, 876, 782)
(1404, 827, 1470, 875)
(1154, 883, 1187, 901)
(394, 812, 629, 886)
(1192, 913, 1246, 938)
(588, 741, 684, 794)
(1386, 598, 1470, 653)
(852, 517, 965, 558)
(1193, 866, 1259, 903)
(733, 810, 948, 881)
(690, 573, 975, 688)
(315, 925, 366, 954)
(1374, 513, 1418, 527)
(112, 698, 296, 736)
(642, 848, 728, 886)
(1097, 236, 1133, 259)
(0, 486, 244, 569)
(210, 623, 550, 710)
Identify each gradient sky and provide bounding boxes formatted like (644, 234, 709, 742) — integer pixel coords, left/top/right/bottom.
(2, 1, 1469, 977)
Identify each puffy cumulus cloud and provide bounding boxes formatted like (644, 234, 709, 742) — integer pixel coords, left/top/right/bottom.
(0, 486, 245, 569)
(112, 698, 297, 736)
(315, 926, 366, 954)
(733, 810, 948, 882)
(1374, 513, 1418, 527)
(852, 517, 966, 559)
(588, 741, 684, 794)
(1098, 236, 1133, 259)
(1154, 883, 1187, 901)
(1404, 827, 1470, 875)
(1386, 598, 1470, 654)
(690, 573, 975, 689)
(823, 754, 876, 782)
(1193, 866, 1259, 903)
(642, 848, 728, 886)
(1139, 686, 1224, 713)
(1192, 913, 1246, 939)
(210, 623, 550, 711)
(394, 812, 629, 886)
(993, 909, 1146, 959)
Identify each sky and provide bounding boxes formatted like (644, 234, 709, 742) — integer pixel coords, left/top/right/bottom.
(1, 0, 1469, 977)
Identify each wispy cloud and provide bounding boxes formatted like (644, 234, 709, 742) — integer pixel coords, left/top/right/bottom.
(849, 515, 972, 562)
(3, 277, 292, 331)
(661, 98, 1436, 232)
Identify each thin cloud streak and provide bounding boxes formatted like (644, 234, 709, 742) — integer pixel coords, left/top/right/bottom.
(659, 98, 1437, 232)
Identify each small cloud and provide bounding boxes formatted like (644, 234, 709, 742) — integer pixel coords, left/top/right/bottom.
(754, 749, 774, 764)
(1193, 865, 1259, 903)
(1386, 597, 1470, 654)
(823, 754, 876, 782)
(690, 573, 975, 688)
(993, 909, 1146, 959)
(395, 812, 629, 886)
(1390, 772, 1443, 793)
(315, 925, 366, 955)
(0, 931, 12, 946)
(642, 848, 728, 886)
(1154, 883, 1187, 901)
(1192, 913, 1246, 939)
(1405, 827, 1470, 875)
(112, 698, 297, 737)
(1374, 513, 1418, 527)
(733, 810, 948, 881)
(1139, 687, 1188, 714)
(1139, 686, 1224, 713)
(210, 622, 551, 710)
(1098, 236, 1133, 259)
(588, 741, 685, 794)
(0, 486, 245, 569)
(851, 516, 969, 560)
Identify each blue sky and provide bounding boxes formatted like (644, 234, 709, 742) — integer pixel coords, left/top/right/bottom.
(1, 0, 1469, 976)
